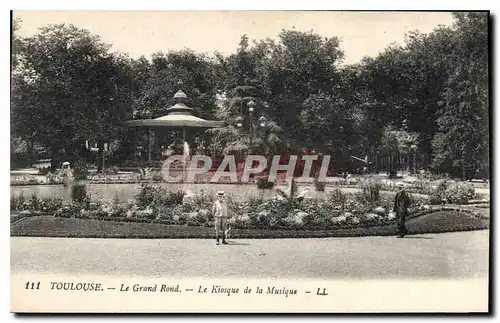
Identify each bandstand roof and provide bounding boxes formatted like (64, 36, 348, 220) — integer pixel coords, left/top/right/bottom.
(125, 90, 225, 129)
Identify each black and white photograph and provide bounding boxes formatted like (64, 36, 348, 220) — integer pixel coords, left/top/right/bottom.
(9, 9, 491, 313)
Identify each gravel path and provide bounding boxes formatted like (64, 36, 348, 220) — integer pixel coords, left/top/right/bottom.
(11, 230, 489, 279)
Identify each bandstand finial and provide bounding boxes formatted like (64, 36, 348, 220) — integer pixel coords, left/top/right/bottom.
(174, 90, 187, 102)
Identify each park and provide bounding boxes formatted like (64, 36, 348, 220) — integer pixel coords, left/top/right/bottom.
(10, 12, 489, 282)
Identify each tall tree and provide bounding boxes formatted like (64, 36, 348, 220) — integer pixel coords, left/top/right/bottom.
(135, 50, 217, 119)
(263, 30, 344, 146)
(11, 23, 134, 170)
(432, 12, 489, 179)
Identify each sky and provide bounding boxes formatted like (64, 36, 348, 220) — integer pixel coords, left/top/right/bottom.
(13, 11, 455, 65)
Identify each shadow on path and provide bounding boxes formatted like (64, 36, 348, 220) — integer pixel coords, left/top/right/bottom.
(225, 241, 250, 246)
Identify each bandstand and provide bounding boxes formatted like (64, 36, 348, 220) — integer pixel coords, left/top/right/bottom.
(125, 90, 224, 163)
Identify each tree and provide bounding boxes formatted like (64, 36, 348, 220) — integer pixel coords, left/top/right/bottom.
(263, 30, 344, 146)
(432, 12, 489, 179)
(11, 18, 23, 71)
(213, 31, 345, 152)
(11, 23, 134, 170)
(299, 92, 351, 165)
(351, 25, 459, 170)
(135, 50, 217, 120)
(207, 84, 284, 158)
(379, 126, 419, 176)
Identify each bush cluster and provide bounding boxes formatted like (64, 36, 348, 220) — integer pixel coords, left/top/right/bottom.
(428, 181, 476, 205)
(256, 177, 275, 189)
(11, 193, 63, 213)
(72, 160, 90, 181)
(12, 174, 486, 232)
(71, 183, 89, 203)
(358, 178, 381, 203)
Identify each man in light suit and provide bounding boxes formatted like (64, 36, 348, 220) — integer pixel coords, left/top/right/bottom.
(212, 191, 229, 245)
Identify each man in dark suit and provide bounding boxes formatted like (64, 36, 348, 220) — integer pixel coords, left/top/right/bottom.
(394, 184, 411, 238)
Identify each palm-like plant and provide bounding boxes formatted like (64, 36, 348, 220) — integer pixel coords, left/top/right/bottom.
(206, 89, 284, 157)
(274, 178, 309, 209)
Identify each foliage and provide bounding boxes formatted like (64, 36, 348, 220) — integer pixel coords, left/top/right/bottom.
(428, 180, 476, 205)
(359, 178, 381, 203)
(445, 182, 476, 205)
(11, 23, 134, 170)
(299, 92, 353, 155)
(314, 178, 326, 192)
(207, 83, 284, 156)
(10, 14, 489, 178)
(72, 159, 90, 181)
(134, 184, 185, 209)
(53, 203, 82, 218)
(10, 194, 25, 211)
(14, 182, 487, 234)
(10, 193, 65, 213)
(132, 50, 218, 125)
(274, 178, 302, 209)
(430, 13, 489, 180)
(429, 180, 449, 205)
(256, 177, 275, 189)
(326, 188, 348, 205)
(38, 166, 51, 176)
(71, 183, 88, 203)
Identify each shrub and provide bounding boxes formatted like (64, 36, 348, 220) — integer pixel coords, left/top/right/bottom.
(103, 166, 119, 175)
(152, 190, 185, 208)
(281, 212, 306, 229)
(408, 194, 428, 212)
(247, 195, 265, 207)
(413, 179, 434, 195)
(314, 178, 326, 192)
(73, 160, 90, 181)
(11, 194, 25, 211)
(71, 183, 88, 203)
(304, 206, 335, 230)
(43, 197, 64, 213)
(185, 212, 201, 226)
(29, 194, 42, 211)
(11, 194, 65, 213)
(234, 214, 252, 229)
(445, 182, 475, 205)
(38, 166, 51, 175)
(165, 190, 185, 206)
(173, 210, 188, 225)
(135, 184, 166, 208)
(359, 179, 381, 203)
(153, 205, 174, 223)
(257, 177, 275, 189)
(429, 180, 448, 205)
(326, 188, 347, 205)
(54, 203, 81, 218)
(251, 204, 284, 229)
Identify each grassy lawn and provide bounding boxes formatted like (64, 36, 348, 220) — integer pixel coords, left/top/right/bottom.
(10, 210, 489, 239)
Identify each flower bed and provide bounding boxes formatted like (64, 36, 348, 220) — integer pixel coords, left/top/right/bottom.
(9, 182, 457, 233)
(10, 210, 489, 239)
(11, 175, 489, 235)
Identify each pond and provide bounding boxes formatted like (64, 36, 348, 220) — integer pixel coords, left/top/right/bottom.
(9, 181, 376, 203)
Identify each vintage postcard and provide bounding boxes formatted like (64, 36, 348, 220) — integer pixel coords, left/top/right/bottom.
(9, 10, 490, 313)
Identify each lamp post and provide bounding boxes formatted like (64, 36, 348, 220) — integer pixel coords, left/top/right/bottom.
(235, 100, 267, 155)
